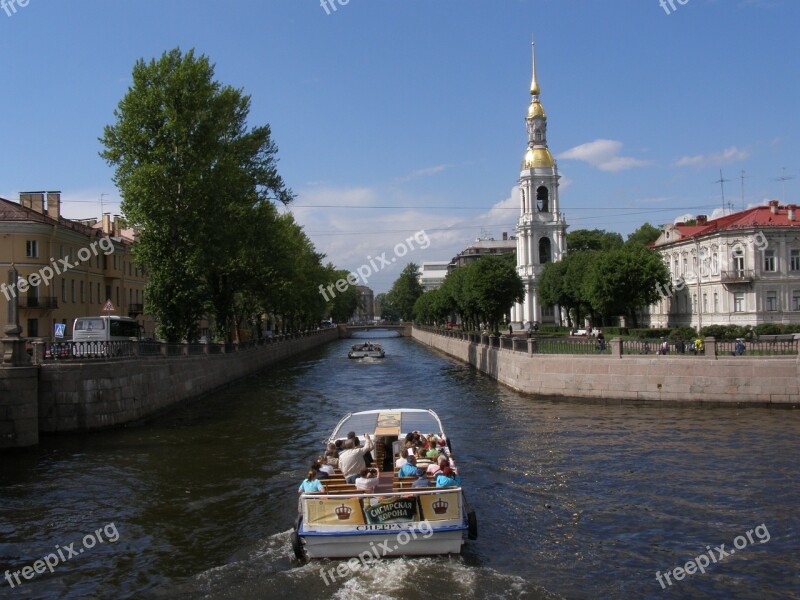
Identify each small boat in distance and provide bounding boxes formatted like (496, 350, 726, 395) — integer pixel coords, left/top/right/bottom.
(348, 342, 385, 359)
(291, 408, 477, 559)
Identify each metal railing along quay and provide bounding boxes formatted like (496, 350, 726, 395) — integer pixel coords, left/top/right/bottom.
(30, 329, 334, 364)
(416, 326, 799, 358)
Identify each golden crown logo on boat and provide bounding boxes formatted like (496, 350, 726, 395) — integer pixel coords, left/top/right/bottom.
(335, 504, 353, 520)
(432, 498, 449, 515)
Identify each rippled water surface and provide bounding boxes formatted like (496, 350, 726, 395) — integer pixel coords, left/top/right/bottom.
(1, 332, 798, 599)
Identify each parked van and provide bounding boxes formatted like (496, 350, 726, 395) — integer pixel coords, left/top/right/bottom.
(72, 316, 141, 342)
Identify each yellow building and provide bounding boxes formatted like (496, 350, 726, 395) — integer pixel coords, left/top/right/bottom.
(0, 192, 153, 340)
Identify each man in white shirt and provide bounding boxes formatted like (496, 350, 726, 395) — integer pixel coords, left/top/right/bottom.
(338, 433, 375, 483)
(354, 468, 380, 491)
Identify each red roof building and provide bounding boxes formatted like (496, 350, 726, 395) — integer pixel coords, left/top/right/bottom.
(647, 201, 800, 329)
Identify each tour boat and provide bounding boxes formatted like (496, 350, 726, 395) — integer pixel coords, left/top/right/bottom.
(291, 408, 477, 559)
(347, 342, 385, 359)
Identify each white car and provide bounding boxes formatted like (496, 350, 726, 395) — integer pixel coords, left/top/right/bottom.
(573, 328, 600, 337)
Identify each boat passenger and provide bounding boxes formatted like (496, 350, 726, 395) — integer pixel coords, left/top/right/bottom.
(435, 466, 461, 488)
(310, 460, 329, 480)
(397, 455, 419, 477)
(415, 448, 432, 469)
(298, 470, 326, 494)
(318, 456, 335, 477)
(427, 455, 449, 477)
(395, 453, 408, 469)
(338, 433, 375, 483)
(354, 468, 380, 492)
(411, 467, 431, 488)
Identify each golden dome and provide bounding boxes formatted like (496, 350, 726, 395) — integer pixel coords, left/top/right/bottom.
(522, 147, 554, 169)
(527, 100, 546, 119)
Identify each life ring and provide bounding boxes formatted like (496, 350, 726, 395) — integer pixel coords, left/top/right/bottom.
(467, 510, 478, 540)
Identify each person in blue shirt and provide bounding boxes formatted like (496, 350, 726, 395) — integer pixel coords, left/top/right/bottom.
(411, 467, 431, 488)
(398, 455, 419, 478)
(298, 469, 326, 494)
(435, 466, 461, 488)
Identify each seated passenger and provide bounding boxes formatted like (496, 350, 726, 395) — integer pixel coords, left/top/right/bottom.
(411, 467, 431, 488)
(395, 453, 408, 469)
(310, 460, 329, 479)
(325, 448, 339, 469)
(427, 455, 449, 477)
(397, 455, 419, 478)
(317, 455, 335, 477)
(435, 466, 461, 488)
(355, 468, 380, 492)
(415, 447, 432, 469)
(298, 470, 326, 494)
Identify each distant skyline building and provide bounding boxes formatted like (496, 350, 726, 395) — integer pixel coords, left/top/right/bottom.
(511, 41, 568, 327)
(447, 233, 517, 273)
(419, 260, 450, 291)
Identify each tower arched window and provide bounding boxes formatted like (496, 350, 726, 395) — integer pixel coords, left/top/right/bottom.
(520, 188, 526, 212)
(536, 186, 549, 212)
(539, 237, 552, 264)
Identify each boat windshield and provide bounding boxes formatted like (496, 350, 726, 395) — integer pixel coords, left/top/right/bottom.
(332, 411, 442, 438)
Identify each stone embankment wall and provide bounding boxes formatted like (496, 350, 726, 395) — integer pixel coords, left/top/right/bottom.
(412, 327, 800, 406)
(1, 329, 339, 448)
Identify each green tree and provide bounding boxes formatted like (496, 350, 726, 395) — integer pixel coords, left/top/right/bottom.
(585, 246, 669, 327)
(375, 293, 399, 322)
(626, 223, 661, 248)
(386, 263, 423, 321)
(463, 254, 524, 333)
(101, 48, 292, 341)
(567, 229, 624, 252)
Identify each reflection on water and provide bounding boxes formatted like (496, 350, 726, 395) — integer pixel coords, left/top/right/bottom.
(1, 331, 798, 599)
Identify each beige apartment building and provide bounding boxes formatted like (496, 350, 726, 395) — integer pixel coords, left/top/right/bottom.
(0, 192, 152, 340)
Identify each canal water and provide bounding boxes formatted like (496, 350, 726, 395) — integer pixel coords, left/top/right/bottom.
(1, 332, 798, 600)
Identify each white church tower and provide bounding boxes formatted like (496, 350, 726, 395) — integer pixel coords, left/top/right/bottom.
(512, 40, 568, 327)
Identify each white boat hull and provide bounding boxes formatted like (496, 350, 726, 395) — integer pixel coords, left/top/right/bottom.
(302, 527, 465, 558)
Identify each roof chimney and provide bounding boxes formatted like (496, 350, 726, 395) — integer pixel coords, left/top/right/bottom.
(788, 204, 796, 222)
(46, 191, 61, 220)
(769, 200, 780, 214)
(20, 192, 45, 214)
(502, 231, 508, 241)
(102, 213, 112, 235)
(696, 215, 707, 225)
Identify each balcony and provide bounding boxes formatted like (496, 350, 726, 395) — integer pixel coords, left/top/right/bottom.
(128, 303, 144, 316)
(18, 296, 58, 310)
(720, 270, 755, 284)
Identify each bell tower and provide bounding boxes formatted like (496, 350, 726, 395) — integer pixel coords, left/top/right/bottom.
(512, 39, 568, 327)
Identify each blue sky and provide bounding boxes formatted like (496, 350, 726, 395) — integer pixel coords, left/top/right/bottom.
(1, 0, 798, 293)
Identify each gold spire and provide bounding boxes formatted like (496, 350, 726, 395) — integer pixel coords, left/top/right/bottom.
(530, 38, 540, 97)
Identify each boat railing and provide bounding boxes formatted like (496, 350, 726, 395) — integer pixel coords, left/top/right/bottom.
(299, 486, 462, 500)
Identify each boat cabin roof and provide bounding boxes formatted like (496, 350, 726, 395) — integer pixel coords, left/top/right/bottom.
(329, 409, 444, 440)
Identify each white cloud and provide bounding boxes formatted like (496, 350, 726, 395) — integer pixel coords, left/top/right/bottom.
(673, 146, 751, 168)
(395, 164, 451, 183)
(557, 139, 651, 172)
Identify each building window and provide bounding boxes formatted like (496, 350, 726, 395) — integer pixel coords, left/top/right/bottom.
(80, 281, 85, 303)
(712, 253, 719, 275)
(538, 237, 551, 264)
(791, 250, 800, 272)
(683, 257, 688, 274)
(71, 280, 75, 303)
(89, 282, 93, 304)
(793, 291, 800, 311)
(766, 291, 778, 312)
(733, 292, 745, 313)
(61, 280, 67, 303)
(105, 285, 111, 302)
(27, 318, 38, 337)
(26, 240, 38, 258)
(764, 250, 776, 272)
(536, 186, 549, 212)
(733, 249, 745, 275)
(702, 294, 707, 312)
(673, 258, 679, 275)
(713, 293, 719, 313)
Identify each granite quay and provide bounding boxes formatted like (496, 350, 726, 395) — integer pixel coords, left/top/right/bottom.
(412, 326, 800, 406)
(0, 328, 339, 449)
